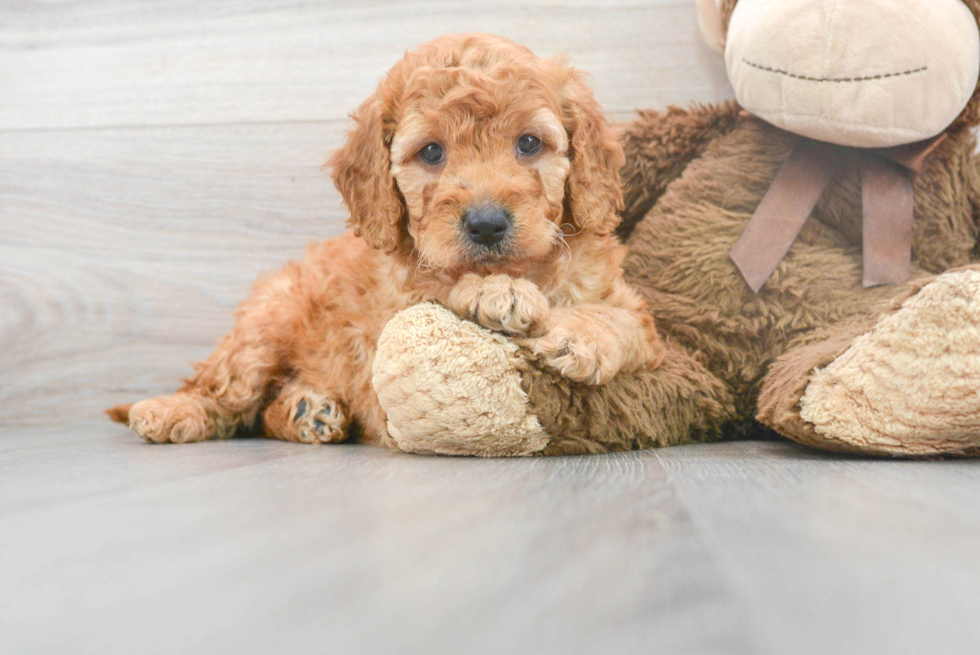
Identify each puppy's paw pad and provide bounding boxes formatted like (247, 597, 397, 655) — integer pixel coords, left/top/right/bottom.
(291, 396, 348, 444)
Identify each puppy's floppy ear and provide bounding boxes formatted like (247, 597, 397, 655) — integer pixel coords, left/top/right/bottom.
(328, 93, 405, 253)
(554, 65, 625, 236)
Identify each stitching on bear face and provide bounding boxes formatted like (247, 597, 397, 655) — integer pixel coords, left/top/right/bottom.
(743, 59, 927, 83)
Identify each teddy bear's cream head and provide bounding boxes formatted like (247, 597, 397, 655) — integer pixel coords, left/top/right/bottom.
(698, 0, 980, 147)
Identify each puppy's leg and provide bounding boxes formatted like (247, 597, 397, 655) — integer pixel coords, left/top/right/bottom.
(525, 282, 665, 385)
(127, 270, 299, 444)
(262, 380, 351, 445)
(447, 273, 550, 335)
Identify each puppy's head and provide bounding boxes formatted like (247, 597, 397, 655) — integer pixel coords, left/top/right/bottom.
(329, 33, 624, 274)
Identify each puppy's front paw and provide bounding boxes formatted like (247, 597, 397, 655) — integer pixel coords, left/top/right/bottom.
(530, 333, 618, 385)
(449, 274, 550, 335)
(526, 320, 625, 386)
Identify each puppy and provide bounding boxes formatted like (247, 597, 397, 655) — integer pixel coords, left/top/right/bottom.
(108, 33, 665, 446)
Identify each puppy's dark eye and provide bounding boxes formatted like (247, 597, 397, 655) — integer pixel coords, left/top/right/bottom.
(419, 143, 445, 165)
(517, 134, 542, 156)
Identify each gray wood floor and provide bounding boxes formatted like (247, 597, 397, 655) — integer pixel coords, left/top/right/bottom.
(3, 2, 980, 653)
(3, 429, 980, 655)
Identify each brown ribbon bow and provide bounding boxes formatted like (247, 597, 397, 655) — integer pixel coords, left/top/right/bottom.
(730, 131, 947, 293)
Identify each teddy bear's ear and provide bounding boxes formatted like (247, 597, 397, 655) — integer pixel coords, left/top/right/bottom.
(953, 0, 980, 132)
(697, 0, 727, 53)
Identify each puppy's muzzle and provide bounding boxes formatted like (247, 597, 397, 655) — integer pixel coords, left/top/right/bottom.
(462, 204, 512, 247)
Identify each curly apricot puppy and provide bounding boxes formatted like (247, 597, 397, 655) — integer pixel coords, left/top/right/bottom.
(108, 33, 665, 447)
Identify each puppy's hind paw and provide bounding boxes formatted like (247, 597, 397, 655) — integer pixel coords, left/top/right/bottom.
(294, 396, 349, 444)
(265, 390, 350, 445)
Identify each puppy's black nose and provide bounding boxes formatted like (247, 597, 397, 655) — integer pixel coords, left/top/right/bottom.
(462, 205, 512, 247)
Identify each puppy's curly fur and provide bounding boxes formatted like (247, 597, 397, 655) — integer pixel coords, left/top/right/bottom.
(108, 33, 665, 446)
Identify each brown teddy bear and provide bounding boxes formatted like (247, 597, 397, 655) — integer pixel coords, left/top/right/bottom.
(373, 0, 980, 457)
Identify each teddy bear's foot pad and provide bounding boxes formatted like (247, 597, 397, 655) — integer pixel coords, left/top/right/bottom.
(800, 269, 980, 456)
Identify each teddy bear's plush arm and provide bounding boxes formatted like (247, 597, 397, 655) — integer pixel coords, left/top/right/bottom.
(618, 101, 742, 239)
(373, 303, 736, 457)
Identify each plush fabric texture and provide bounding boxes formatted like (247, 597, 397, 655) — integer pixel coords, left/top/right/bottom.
(618, 101, 743, 239)
(725, 0, 980, 147)
(755, 316, 878, 451)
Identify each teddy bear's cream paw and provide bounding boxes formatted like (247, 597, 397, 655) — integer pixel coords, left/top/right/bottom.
(372, 303, 551, 456)
(447, 273, 550, 336)
(128, 394, 221, 444)
(800, 269, 980, 456)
